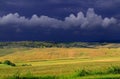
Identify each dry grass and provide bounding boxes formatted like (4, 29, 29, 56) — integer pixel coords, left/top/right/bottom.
(0, 47, 120, 78)
(0, 48, 120, 62)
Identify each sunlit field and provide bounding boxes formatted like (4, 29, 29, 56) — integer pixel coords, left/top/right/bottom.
(0, 47, 120, 79)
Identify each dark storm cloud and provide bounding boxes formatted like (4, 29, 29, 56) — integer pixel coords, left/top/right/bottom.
(0, 0, 120, 41)
(95, 0, 120, 8)
(1, 0, 120, 18)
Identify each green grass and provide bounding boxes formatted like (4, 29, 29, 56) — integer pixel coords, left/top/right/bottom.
(1, 61, 120, 79)
(78, 74, 120, 79)
(0, 64, 12, 67)
(3, 67, 120, 79)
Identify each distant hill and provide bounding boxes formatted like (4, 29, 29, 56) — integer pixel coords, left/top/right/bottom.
(0, 41, 120, 48)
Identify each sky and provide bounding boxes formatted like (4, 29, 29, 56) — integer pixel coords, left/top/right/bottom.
(0, 0, 120, 42)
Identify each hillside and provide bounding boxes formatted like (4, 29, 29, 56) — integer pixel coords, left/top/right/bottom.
(0, 48, 120, 63)
(0, 41, 120, 48)
(0, 44, 120, 79)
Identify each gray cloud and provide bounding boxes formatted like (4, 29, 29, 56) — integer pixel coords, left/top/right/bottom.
(0, 8, 118, 29)
(95, 0, 120, 9)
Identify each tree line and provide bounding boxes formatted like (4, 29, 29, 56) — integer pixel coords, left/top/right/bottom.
(0, 41, 107, 48)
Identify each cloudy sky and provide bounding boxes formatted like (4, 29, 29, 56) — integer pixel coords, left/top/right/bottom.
(0, 0, 120, 42)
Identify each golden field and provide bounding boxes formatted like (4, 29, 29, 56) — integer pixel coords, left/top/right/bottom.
(0, 47, 120, 78)
(0, 48, 120, 62)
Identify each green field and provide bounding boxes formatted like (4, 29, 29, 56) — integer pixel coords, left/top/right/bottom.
(0, 47, 120, 79)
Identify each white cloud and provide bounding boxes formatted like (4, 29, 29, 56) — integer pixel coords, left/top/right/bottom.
(64, 8, 117, 29)
(102, 17, 117, 27)
(0, 8, 118, 29)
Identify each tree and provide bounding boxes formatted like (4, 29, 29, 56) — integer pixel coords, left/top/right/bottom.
(3, 60, 16, 66)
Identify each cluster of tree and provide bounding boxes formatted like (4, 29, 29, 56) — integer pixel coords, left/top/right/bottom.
(0, 60, 16, 66)
(0, 41, 108, 48)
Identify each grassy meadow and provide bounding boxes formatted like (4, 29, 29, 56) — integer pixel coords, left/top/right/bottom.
(0, 46, 120, 78)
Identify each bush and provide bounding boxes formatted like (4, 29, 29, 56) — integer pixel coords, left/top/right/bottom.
(108, 66, 120, 74)
(10, 63, 16, 66)
(76, 69, 90, 76)
(3, 60, 11, 65)
(22, 64, 32, 66)
(0, 61, 2, 64)
(3, 60, 16, 66)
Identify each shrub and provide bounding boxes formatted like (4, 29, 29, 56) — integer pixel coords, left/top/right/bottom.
(22, 64, 32, 66)
(3, 60, 11, 65)
(76, 69, 90, 76)
(108, 66, 120, 74)
(3, 60, 16, 66)
(10, 63, 16, 66)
